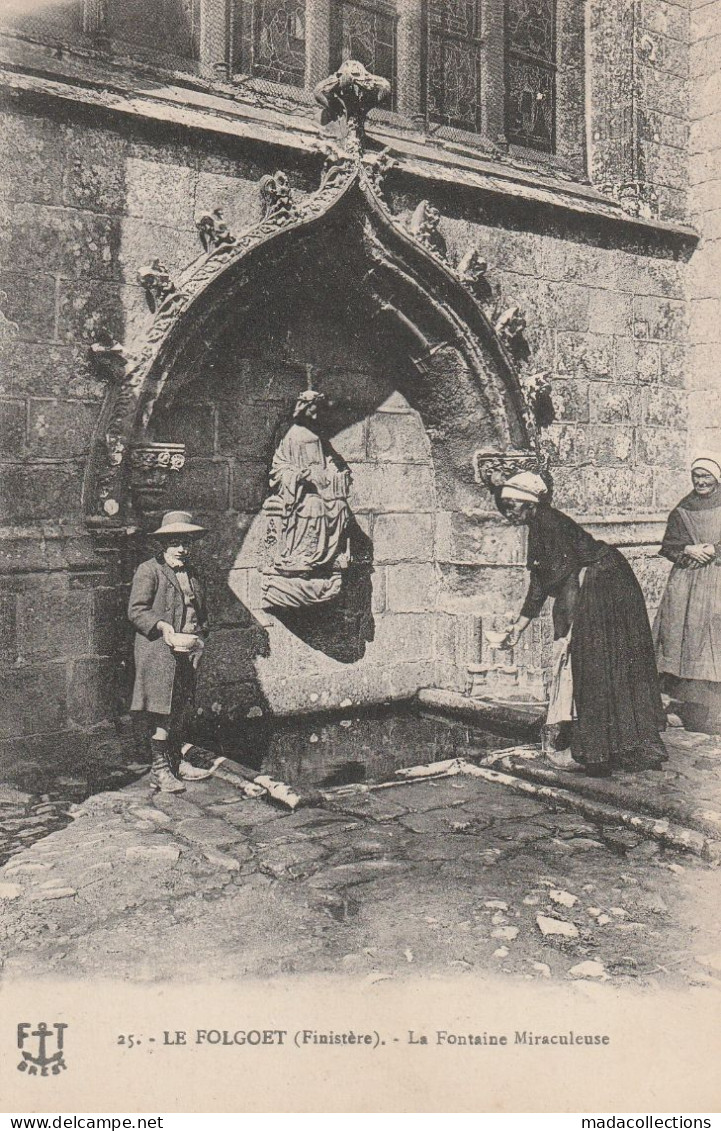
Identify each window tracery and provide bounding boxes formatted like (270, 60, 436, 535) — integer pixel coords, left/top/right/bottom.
(252, 0, 307, 85)
(504, 0, 557, 152)
(426, 0, 483, 135)
(107, 0, 202, 59)
(332, 1, 397, 101)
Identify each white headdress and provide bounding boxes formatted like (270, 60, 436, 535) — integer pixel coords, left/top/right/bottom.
(499, 471, 548, 503)
(691, 453, 721, 482)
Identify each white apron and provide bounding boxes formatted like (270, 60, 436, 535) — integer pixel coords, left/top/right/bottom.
(546, 567, 587, 725)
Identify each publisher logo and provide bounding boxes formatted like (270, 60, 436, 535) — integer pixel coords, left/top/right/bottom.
(17, 1022, 68, 1076)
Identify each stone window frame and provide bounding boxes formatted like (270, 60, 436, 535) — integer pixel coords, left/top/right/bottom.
(504, 0, 557, 154)
(82, 0, 207, 74)
(219, 0, 585, 171)
(25, 0, 584, 173)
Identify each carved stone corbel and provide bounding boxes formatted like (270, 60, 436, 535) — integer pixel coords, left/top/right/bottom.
(473, 449, 549, 493)
(195, 208, 237, 253)
(130, 442, 186, 514)
(601, 180, 659, 220)
(89, 329, 136, 383)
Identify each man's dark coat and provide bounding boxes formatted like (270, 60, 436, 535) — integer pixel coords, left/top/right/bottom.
(128, 556, 208, 714)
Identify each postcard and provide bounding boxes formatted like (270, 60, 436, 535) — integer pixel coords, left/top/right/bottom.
(0, 0, 719, 1114)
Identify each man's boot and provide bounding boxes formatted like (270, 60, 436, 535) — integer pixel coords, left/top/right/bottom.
(150, 739, 185, 793)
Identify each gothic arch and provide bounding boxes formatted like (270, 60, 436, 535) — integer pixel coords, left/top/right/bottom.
(83, 61, 546, 537)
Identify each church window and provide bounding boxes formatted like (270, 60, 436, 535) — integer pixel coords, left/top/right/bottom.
(504, 0, 557, 152)
(426, 0, 483, 135)
(331, 1, 397, 102)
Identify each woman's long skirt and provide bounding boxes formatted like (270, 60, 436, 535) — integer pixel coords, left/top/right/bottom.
(570, 548, 667, 769)
(654, 551, 721, 735)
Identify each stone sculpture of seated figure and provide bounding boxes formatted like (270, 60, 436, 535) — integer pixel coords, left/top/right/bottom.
(261, 390, 352, 610)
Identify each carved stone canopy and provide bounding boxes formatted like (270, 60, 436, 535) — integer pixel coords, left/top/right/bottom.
(83, 61, 541, 537)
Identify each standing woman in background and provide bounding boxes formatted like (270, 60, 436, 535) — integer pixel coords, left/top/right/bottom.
(500, 472, 667, 777)
(654, 454, 721, 734)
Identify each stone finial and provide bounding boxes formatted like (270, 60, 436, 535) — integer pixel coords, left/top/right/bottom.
(195, 208, 237, 253)
(495, 305, 526, 343)
(137, 259, 180, 313)
(314, 59, 391, 156)
(407, 200, 447, 259)
(259, 170, 298, 226)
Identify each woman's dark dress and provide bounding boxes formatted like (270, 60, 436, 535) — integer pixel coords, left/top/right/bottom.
(521, 506, 666, 769)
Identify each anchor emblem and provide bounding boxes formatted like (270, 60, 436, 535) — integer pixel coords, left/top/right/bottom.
(17, 1022, 68, 1076)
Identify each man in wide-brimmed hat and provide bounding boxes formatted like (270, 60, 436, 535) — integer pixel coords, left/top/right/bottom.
(128, 511, 213, 792)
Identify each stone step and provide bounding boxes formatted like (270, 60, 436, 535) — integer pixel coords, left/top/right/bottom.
(500, 752, 721, 845)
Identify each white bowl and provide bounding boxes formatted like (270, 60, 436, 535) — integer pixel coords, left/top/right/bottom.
(170, 632, 199, 653)
(484, 629, 510, 649)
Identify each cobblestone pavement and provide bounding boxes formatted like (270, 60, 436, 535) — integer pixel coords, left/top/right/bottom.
(0, 729, 720, 989)
(504, 725, 721, 846)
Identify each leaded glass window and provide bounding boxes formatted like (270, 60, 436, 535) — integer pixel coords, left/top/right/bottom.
(107, 0, 201, 59)
(426, 0, 483, 134)
(332, 1, 397, 101)
(232, 1, 307, 87)
(253, 1, 306, 85)
(505, 0, 557, 152)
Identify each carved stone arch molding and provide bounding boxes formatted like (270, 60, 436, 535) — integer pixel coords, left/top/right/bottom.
(83, 60, 546, 537)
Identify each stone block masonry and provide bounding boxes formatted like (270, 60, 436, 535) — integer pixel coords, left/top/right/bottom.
(688, 2, 721, 456)
(0, 99, 314, 754)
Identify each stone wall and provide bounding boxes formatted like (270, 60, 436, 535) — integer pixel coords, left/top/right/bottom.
(0, 62, 696, 762)
(0, 99, 317, 767)
(688, 0, 721, 456)
(589, 0, 689, 224)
